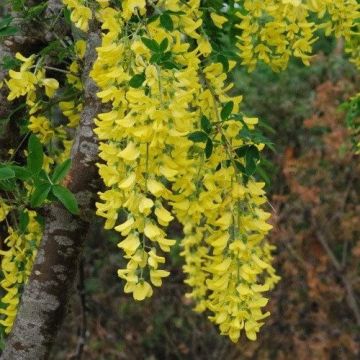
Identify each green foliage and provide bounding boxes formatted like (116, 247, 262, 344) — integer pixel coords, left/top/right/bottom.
(205, 138, 213, 159)
(129, 73, 146, 88)
(0, 166, 15, 180)
(221, 101, 234, 121)
(1, 134, 77, 214)
(200, 115, 212, 134)
(52, 185, 79, 215)
(141, 37, 179, 69)
(188, 131, 208, 143)
(51, 159, 72, 184)
(27, 135, 44, 175)
(30, 182, 52, 207)
(0, 16, 18, 37)
(340, 93, 360, 153)
(1, 0, 358, 352)
(160, 13, 173, 31)
(18, 210, 29, 233)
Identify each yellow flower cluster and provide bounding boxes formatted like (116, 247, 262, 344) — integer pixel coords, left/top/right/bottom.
(0, 198, 10, 222)
(235, 0, 359, 71)
(173, 61, 280, 341)
(0, 211, 42, 334)
(1, 38, 88, 335)
(91, 0, 280, 341)
(0, 0, 355, 343)
(346, 24, 360, 70)
(63, 0, 92, 32)
(92, 4, 178, 301)
(6, 53, 59, 144)
(5, 39, 86, 164)
(59, 40, 87, 131)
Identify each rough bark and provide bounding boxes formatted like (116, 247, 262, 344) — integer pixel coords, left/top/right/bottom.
(1, 24, 101, 360)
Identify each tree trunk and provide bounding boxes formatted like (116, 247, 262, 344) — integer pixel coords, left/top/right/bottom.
(1, 25, 101, 360)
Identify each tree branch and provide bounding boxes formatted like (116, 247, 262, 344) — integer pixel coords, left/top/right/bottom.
(1, 24, 101, 360)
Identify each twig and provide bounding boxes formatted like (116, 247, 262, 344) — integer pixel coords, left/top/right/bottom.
(315, 229, 360, 327)
(315, 230, 341, 271)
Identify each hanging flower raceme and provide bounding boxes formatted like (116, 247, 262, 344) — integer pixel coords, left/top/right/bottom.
(5, 52, 60, 144)
(59, 39, 87, 137)
(5, 37, 86, 161)
(92, 2, 202, 301)
(0, 211, 42, 334)
(345, 23, 360, 70)
(1, 32, 87, 334)
(234, 0, 359, 71)
(2, 0, 356, 344)
(90, 0, 280, 342)
(172, 57, 281, 341)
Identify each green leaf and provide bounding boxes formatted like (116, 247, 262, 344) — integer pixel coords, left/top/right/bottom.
(26, 3, 47, 19)
(221, 101, 234, 121)
(162, 61, 179, 70)
(201, 115, 212, 134)
(0, 16, 12, 30)
(239, 127, 275, 152)
(217, 54, 229, 72)
(0, 16, 17, 38)
(148, 14, 160, 24)
(129, 73, 146, 88)
(38, 169, 50, 184)
(31, 183, 52, 207)
(11, 0, 25, 12)
(205, 138, 213, 159)
(27, 134, 44, 174)
(63, 7, 71, 25)
(235, 145, 251, 158)
(0, 27, 18, 37)
(159, 38, 169, 52)
(11, 165, 32, 181)
(245, 145, 260, 176)
(0, 167, 15, 180)
(234, 161, 246, 174)
(0, 178, 16, 191)
(52, 185, 79, 215)
(51, 159, 72, 184)
(166, 10, 186, 15)
(141, 37, 160, 52)
(19, 211, 30, 233)
(188, 131, 208, 143)
(256, 165, 271, 184)
(160, 13, 174, 31)
(150, 53, 162, 64)
(1, 55, 21, 70)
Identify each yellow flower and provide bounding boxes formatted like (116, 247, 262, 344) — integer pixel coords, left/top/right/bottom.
(210, 13, 228, 28)
(0, 199, 11, 222)
(117, 233, 140, 256)
(122, 0, 146, 20)
(63, 0, 92, 32)
(0, 212, 42, 333)
(133, 281, 153, 301)
(41, 78, 59, 98)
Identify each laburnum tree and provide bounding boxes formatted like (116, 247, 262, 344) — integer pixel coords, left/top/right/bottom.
(0, 0, 358, 359)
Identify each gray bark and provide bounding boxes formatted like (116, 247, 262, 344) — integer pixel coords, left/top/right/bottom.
(1, 25, 101, 360)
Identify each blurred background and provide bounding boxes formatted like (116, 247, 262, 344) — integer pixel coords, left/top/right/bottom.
(49, 38, 360, 360)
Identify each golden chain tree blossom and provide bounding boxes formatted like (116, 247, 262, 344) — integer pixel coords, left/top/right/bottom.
(235, 0, 359, 71)
(0, 211, 42, 334)
(0, 0, 358, 344)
